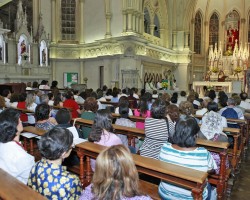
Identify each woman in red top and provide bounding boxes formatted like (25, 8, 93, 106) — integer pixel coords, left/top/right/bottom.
(63, 91, 82, 118)
(17, 93, 28, 123)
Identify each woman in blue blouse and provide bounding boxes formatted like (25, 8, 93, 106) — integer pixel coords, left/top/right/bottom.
(28, 127, 82, 199)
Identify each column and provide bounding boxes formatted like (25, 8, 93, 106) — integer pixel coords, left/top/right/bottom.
(127, 11, 132, 31)
(79, 0, 84, 44)
(80, 60, 84, 84)
(105, 13, 112, 38)
(52, 60, 56, 81)
(51, 0, 56, 43)
(159, 28, 165, 46)
(172, 31, 177, 50)
(184, 31, 189, 49)
(122, 10, 127, 32)
(150, 24, 155, 35)
(175, 63, 189, 91)
(32, 0, 39, 38)
(132, 12, 136, 32)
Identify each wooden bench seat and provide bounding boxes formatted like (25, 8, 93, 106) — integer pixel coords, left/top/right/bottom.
(0, 168, 46, 200)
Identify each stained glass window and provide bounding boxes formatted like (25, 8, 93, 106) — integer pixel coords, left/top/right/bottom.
(194, 11, 202, 54)
(209, 13, 219, 46)
(61, 0, 76, 41)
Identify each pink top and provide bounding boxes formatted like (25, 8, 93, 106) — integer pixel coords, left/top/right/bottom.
(134, 109, 151, 129)
(91, 130, 122, 171)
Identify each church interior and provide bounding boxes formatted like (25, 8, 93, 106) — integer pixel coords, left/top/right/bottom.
(0, 0, 250, 199)
(0, 0, 248, 92)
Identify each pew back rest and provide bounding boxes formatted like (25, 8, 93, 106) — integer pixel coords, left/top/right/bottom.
(0, 168, 46, 200)
(76, 142, 208, 190)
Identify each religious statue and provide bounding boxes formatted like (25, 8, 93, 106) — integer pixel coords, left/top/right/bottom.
(42, 49, 46, 64)
(21, 40, 26, 54)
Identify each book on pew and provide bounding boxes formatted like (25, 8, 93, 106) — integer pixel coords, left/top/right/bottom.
(67, 126, 87, 145)
(21, 132, 38, 138)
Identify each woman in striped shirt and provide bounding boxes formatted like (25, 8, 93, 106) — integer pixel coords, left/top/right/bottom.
(158, 116, 217, 200)
(140, 99, 169, 159)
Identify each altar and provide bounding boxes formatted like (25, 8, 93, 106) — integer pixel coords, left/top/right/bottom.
(193, 81, 242, 96)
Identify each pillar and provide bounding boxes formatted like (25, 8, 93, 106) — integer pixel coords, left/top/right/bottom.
(32, 0, 39, 38)
(79, 0, 84, 44)
(175, 63, 189, 91)
(172, 31, 177, 50)
(184, 31, 189, 49)
(51, 0, 56, 43)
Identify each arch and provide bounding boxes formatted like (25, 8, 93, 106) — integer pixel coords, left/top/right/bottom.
(209, 12, 219, 46)
(194, 10, 202, 54)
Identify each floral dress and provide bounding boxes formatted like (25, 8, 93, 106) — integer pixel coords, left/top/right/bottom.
(28, 158, 82, 200)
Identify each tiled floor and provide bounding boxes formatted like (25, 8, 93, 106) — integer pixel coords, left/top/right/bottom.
(229, 148, 250, 200)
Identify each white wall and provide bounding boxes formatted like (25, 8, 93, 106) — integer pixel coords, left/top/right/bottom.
(84, 0, 106, 43)
(54, 60, 81, 88)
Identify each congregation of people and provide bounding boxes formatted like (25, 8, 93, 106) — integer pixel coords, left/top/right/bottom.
(0, 80, 249, 199)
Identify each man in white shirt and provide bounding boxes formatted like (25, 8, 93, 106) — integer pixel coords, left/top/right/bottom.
(0, 108, 35, 184)
(2, 89, 11, 107)
(239, 92, 250, 110)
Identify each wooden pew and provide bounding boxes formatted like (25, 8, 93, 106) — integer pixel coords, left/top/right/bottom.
(22, 126, 46, 155)
(73, 118, 230, 199)
(196, 138, 229, 199)
(76, 142, 208, 200)
(0, 168, 46, 200)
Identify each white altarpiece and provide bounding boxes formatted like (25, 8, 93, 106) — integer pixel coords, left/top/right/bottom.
(121, 70, 139, 89)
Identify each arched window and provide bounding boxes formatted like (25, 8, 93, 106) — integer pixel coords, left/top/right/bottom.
(209, 13, 219, 46)
(61, 0, 76, 41)
(144, 8, 150, 34)
(153, 14, 160, 38)
(194, 11, 202, 54)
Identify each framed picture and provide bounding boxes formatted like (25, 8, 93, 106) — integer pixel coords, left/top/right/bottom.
(63, 72, 78, 88)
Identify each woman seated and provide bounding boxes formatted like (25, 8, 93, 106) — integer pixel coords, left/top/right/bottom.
(200, 102, 229, 174)
(140, 99, 169, 159)
(115, 104, 138, 152)
(26, 93, 37, 125)
(134, 98, 151, 129)
(28, 127, 82, 199)
(165, 104, 180, 140)
(63, 91, 82, 118)
(159, 116, 217, 200)
(81, 97, 98, 139)
(35, 104, 56, 131)
(0, 108, 35, 184)
(80, 145, 152, 200)
(115, 96, 133, 115)
(17, 93, 28, 123)
(88, 109, 122, 171)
